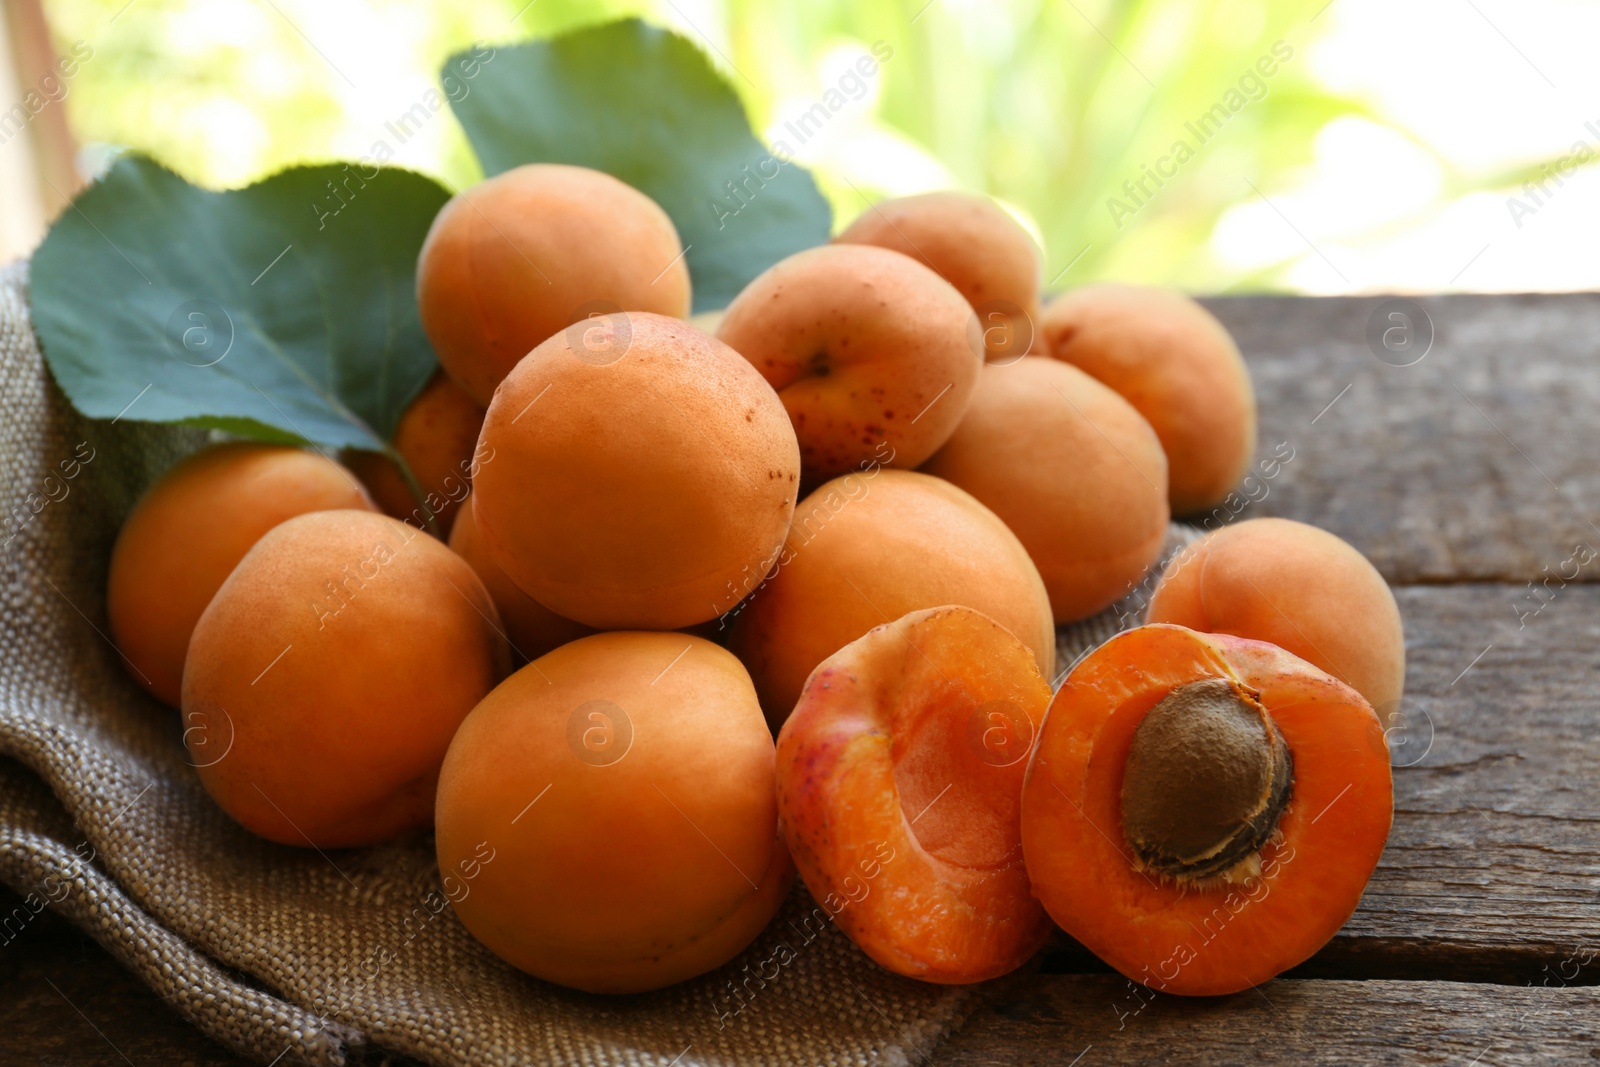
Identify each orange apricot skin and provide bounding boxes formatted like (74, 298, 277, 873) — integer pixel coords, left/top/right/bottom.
(716, 244, 982, 480)
(777, 606, 1054, 983)
(416, 164, 691, 406)
(835, 192, 1041, 363)
(1021, 624, 1392, 996)
(183, 510, 510, 848)
(448, 496, 594, 662)
(1039, 283, 1256, 515)
(472, 312, 799, 631)
(727, 469, 1055, 730)
(344, 371, 485, 535)
(106, 442, 375, 706)
(1147, 517, 1405, 718)
(435, 632, 792, 994)
(922, 357, 1170, 623)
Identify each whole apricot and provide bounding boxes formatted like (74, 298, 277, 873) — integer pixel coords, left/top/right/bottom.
(727, 469, 1054, 729)
(472, 312, 799, 631)
(344, 371, 486, 535)
(835, 192, 1041, 363)
(448, 496, 593, 663)
(106, 442, 375, 706)
(716, 244, 982, 481)
(182, 509, 509, 847)
(1146, 517, 1405, 717)
(416, 164, 691, 405)
(1039, 283, 1256, 515)
(777, 606, 1054, 982)
(435, 632, 791, 993)
(922, 357, 1169, 623)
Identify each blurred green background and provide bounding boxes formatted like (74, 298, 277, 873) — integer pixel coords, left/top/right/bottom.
(11, 0, 1600, 292)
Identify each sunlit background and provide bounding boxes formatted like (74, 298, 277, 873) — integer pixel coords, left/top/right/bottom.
(3, 0, 1598, 293)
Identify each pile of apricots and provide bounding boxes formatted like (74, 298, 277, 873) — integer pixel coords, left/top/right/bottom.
(105, 166, 1405, 998)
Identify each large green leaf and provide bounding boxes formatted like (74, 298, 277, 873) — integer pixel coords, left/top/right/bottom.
(30, 154, 450, 451)
(447, 19, 832, 313)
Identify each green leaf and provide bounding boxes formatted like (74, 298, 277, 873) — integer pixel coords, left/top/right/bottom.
(30, 153, 450, 451)
(447, 19, 832, 313)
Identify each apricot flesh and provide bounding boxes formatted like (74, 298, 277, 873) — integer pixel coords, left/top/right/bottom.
(727, 469, 1054, 729)
(416, 163, 692, 405)
(435, 632, 791, 993)
(716, 244, 982, 481)
(777, 605, 1054, 982)
(182, 509, 510, 847)
(922, 357, 1170, 623)
(344, 371, 485, 535)
(106, 442, 375, 706)
(1040, 283, 1256, 515)
(835, 192, 1041, 363)
(472, 312, 799, 630)
(1147, 517, 1406, 718)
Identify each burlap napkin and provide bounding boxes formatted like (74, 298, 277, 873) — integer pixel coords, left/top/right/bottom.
(0, 258, 1187, 1066)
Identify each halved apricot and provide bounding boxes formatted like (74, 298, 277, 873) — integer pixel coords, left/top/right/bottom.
(776, 606, 1054, 983)
(1021, 624, 1391, 996)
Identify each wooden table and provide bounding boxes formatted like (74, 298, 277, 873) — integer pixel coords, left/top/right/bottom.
(4, 292, 1597, 1065)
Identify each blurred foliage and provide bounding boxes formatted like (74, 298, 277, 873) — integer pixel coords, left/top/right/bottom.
(42, 0, 1388, 292)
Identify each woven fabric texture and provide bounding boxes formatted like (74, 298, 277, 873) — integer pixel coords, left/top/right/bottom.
(0, 258, 1188, 1066)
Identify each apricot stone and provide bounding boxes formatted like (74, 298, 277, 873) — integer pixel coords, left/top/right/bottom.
(1039, 283, 1256, 515)
(106, 442, 375, 706)
(1147, 518, 1405, 717)
(416, 164, 691, 405)
(716, 244, 982, 481)
(473, 312, 799, 631)
(435, 632, 791, 993)
(183, 509, 509, 847)
(344, 371, 486, 535)
(727, 469, 1055, 729)
(922, 357, 1170, 623)
(836, 192, 1041, 363)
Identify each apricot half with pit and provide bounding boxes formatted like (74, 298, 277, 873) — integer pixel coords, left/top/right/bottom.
(777, 605, 1054, 982)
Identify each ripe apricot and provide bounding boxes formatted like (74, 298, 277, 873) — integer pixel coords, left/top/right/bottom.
(416, 163, 691, 405)
(716, 244, 982, 480)
(448, 496, 593, 663)
(921, 357, 1169, 623)
(1021, 624, 1392, 996)
(1039, 283, 1256, 515)
(106, 442, 375, 706)
(777, 606, 1054, 982)
(344, 371, 486, 536)
(435, 632, 791, 993)
(726, 469, 1054, 729)
(473, 312, 798, 630)
(182, 509, 509, 847)
(835, 192, 1041, 363)
(1147, 517, 1406, 718)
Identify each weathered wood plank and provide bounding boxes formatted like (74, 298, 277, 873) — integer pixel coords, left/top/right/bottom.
(1202, 293, 1600, 584)
(939, 975, 1600, 1066)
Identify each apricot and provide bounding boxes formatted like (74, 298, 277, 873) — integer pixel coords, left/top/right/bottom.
(922, 357, 1169, 623)
(344, 371, 486, 535)
(182, 509, 509, 847)
(1021, 624, 1392, 996)
(1147, 517, 1406, 718)
(448, 496, 593, 663)
(727, 469, 1054, 729)
(835, 191, 1041, 363)
(715, 244, 982, 480)
(1039, 283, 1256, 514)
(416, 163, 691, 405)
(472, 312, 799, 631)
(435, 632, 791, 993)
(777, 606, 1054, 982)
(106, 442, 375, 706)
